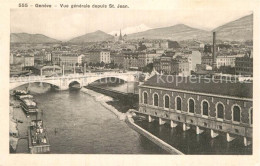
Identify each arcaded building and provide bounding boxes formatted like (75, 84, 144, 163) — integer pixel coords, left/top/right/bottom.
(136, 75, 253, 146)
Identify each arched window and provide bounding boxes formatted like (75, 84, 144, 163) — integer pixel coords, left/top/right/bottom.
(250, 108, 253, 125)
(176, 97, 182, 111)
(143, 92, 148, 104)
(217, 103, 224, 119)
(202, 101, 209, 116)
(233, 105, 241, 122)
(164, 95, 170, 109)
(153, 93, 159, 106)
(188, 98, 195, 113)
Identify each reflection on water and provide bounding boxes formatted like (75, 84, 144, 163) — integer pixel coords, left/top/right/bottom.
(134, 119, 252, 155)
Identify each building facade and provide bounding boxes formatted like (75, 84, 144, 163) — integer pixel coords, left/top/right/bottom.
(235, 56, 253, 76)
(24, 55, 34, 67)
(136, 75, 253, 146)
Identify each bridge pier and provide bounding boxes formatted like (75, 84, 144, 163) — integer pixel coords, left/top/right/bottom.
(210, 129, 219, 138)
(244, 137, 252, 146)
(170, 120, 178, 128)
(183, 123, 190, 131)
(196, 126, 204, 135)
(148, 115, 154, 123)
(159, 118, 166, 125)
(226, 133, 235, 142)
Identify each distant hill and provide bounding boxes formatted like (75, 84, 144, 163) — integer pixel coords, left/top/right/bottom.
(11, 33, 60, 43)
(68, 30, 114, 43)
(213, 14, 253, 41)
(127, 24, 211, 41)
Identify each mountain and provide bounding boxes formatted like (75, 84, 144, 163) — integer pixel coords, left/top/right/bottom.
(109, 24, 151, 36)
(11, 33, 60, 43)
(213, 14, 253, 41)
(127, 24, 211, 41)
(68, 30, 114, 43)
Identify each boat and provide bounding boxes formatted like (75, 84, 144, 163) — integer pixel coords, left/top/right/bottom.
(13, 90, 29, 98)
(28, 120, 50, 154)
(20, 98, 38, 114)
(17, 94, 34, 100)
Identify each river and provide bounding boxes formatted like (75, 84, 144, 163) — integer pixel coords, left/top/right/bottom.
(13, 83, 167, 154)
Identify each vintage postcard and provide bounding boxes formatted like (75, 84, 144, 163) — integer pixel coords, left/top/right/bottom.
(0, 0, 260, 165)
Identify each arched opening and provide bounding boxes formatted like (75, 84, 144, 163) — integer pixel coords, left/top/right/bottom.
(69, 81, 81, 90)
(202, 100, 209, 116)
(153, 93, 159, 106)
(250, 108, 253, 125)
(143, 92, 148, 104)
(164, 95, 170, 109)
(91, 77, 126, 85)
(233, 105, 241, 122)
(217, 103, 224, 119)
(11, 82, 55, 93)
(176, 97, 182, 111)
(188, 98, 195, 113)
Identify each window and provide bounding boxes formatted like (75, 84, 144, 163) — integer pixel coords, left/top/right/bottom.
(202, 101, 209, 116)
(217, 103, 224, 119)
(233, 105, 241, 122)
(188, 98, 195, 113)
(176, 97, 182, 111)
(143, 92, 148, 104)
(153, 93, 159, 106)
(250, 108, 253, 125)
(164, 95, 170, 109)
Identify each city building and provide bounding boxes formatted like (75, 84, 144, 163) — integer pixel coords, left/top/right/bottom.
(24, 55, 34, 67)
(186, 51, 202, 72)
(87, 50, 111, 64)
(171, 57, 190, 76)
(59, 54, 83, 67)
(235, 55, 253, 76)
(216, 54, 244, 69)
(202, 55, 213, 66)
(137, 75, 253, 146)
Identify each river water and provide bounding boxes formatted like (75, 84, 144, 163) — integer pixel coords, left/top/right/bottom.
(13, 83, 167, 154)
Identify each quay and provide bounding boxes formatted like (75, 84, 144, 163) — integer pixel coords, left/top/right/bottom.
(126, 111, 183, 155)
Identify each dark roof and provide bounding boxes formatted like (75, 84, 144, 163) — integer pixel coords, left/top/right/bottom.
(142, 75, 252, 99)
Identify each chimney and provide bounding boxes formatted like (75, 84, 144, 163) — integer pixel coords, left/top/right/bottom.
(212, 32, 217, 68)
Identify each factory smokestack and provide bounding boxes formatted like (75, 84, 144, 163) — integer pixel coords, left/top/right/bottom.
(212, 32, 217, 68)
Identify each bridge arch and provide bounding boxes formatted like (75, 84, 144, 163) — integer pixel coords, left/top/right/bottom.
(68, 80, 81, 89)
(87, 76, 129, 85)
(9, 81, 61, 90)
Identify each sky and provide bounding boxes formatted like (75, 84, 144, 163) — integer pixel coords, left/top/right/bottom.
(10, 9, 252, 41)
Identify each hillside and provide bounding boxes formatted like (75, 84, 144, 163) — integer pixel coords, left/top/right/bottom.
(68, 30, 114, 43)
(11, 33, 60, 43)
(213, 14, 253, 41)
(127, 24, 211, 41)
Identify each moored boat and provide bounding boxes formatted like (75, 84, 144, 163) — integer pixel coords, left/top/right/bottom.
(20, 98, 38, 114)
(28, 120, 50, 154)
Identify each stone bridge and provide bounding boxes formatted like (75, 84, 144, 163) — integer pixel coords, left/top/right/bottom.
(10, 72, 139, 90)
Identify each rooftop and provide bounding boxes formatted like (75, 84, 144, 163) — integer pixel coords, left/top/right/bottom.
(141, 75, 252, 99)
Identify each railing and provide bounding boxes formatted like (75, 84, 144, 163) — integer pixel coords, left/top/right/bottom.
(10, 72, 139, 83)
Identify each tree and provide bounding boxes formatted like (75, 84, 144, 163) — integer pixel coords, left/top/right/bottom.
(142, 63, 153, 73)
(100, 61, 105, 67)
(119, 64, 124, 69)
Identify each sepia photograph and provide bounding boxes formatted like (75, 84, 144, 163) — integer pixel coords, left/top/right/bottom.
(8, 8, 254, 155)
